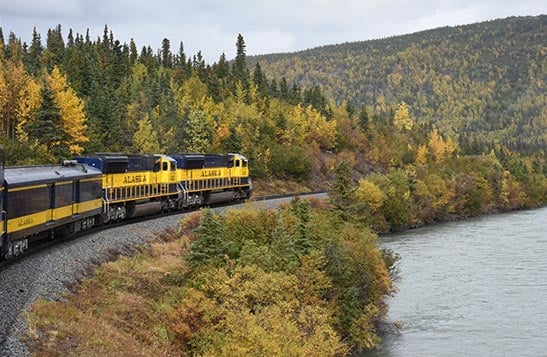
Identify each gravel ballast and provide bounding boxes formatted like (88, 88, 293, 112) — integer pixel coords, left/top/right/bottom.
(0, 195, 325, 356)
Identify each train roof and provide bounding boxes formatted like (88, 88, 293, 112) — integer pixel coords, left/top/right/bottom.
(4, 162, 103, 188)
(74, 154, 129, 173)
(169, 153, 206, 169)
(230, 153, 248, 162)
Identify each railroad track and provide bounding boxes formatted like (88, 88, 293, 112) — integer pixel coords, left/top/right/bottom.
(0, 191, 326, 269)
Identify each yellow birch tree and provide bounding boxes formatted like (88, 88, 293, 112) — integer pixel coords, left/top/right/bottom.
(394, 101, 414, 130)
(0, 60, 31, 139)
(47, 66, 88, 154)
(15, 77, 41, 141)
(416, 144, 429, 166)
(133, 114, 161, 153)
(427, 128, 447, 162)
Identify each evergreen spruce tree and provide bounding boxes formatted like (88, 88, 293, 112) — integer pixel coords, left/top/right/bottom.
(109, 38, 126, 87)
(27, 82, 69, 158)
(26, 27, 43, 75)
(279, 77, 289, 100)
(289, 196, 312, 256)
(173, 41, 190, 81)
(187, 209, 228, 268)
(66, 28, 74, 47)
(224, 125, 243, 153)
(161, 38, 172, 68)
(269, 78, 279, 97)
(129, 38, 138, 66)
(101, 25, 110, 51)
(233, 34, 249, 87)
(358, 105, 369, 132)
(216, 53, 229, 79)
(329, 160, 355, 219)
(44, 24, 65, 71)
(176, 41, 186, 68)
(6, 32, 24, 62)
(253, 62, 269, 97)
(192, 51, 206, 81)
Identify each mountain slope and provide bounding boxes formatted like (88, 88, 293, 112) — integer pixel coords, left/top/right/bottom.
(250, 15, 546, 153)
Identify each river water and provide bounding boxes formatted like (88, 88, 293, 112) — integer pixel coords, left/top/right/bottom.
(367, 207, 547, 357)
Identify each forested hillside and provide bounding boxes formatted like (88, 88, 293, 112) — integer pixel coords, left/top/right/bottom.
(251, 15, 546, 154)
(0, 21, 545, 226)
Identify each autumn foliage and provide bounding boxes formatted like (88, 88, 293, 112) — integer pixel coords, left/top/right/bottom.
(25, 198, 397, 355)
(0, 25, 544, 215)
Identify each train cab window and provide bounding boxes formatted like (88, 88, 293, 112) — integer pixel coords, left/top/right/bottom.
(242, 160, 248, 167)
(55, 183, 74, 208)
(235, 160, 240, 167)
(8, 186, 51, 218)
(170, 162, 176, 171)
(163, 162, 168, 171)
(154, 162, 160, 172)
(80, 179, 102, 202)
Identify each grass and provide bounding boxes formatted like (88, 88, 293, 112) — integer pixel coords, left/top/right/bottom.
(252, 178, 312, 196)
(24, 226, 192, 356)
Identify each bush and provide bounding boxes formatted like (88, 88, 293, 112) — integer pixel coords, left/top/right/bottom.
(180, 199, 395, 353)
(269, 144, 312, 180)
(1, 138, 56, 165)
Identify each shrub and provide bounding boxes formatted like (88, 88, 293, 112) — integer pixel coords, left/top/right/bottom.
(269, 144, 312, 180)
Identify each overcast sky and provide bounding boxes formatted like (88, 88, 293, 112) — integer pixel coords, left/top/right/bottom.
(0, 0, 545, 62)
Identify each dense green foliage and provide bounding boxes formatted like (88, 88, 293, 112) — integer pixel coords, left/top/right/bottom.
(180, 199, 396, 353)
(26, 199, 397, 355)
(251, 15, 546, 154)
(332, 145, 546, 232)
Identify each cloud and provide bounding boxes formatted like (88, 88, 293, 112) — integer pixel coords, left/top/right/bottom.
(0, 0, 83, 18)
(0, 0, 544, 62)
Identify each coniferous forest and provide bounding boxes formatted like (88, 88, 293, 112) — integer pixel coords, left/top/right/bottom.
(4, 15, 546, 355)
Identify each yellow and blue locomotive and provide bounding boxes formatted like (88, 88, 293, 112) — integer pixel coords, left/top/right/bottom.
(0, 149, 252, 260)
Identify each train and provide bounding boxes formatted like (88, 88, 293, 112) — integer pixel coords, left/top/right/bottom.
(0, 147, 252, 260)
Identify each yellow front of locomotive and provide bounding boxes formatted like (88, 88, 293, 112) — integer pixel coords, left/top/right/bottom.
(154, 155, 178, 196)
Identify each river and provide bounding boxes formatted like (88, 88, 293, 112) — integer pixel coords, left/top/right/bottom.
(367, 207, 547, 357)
